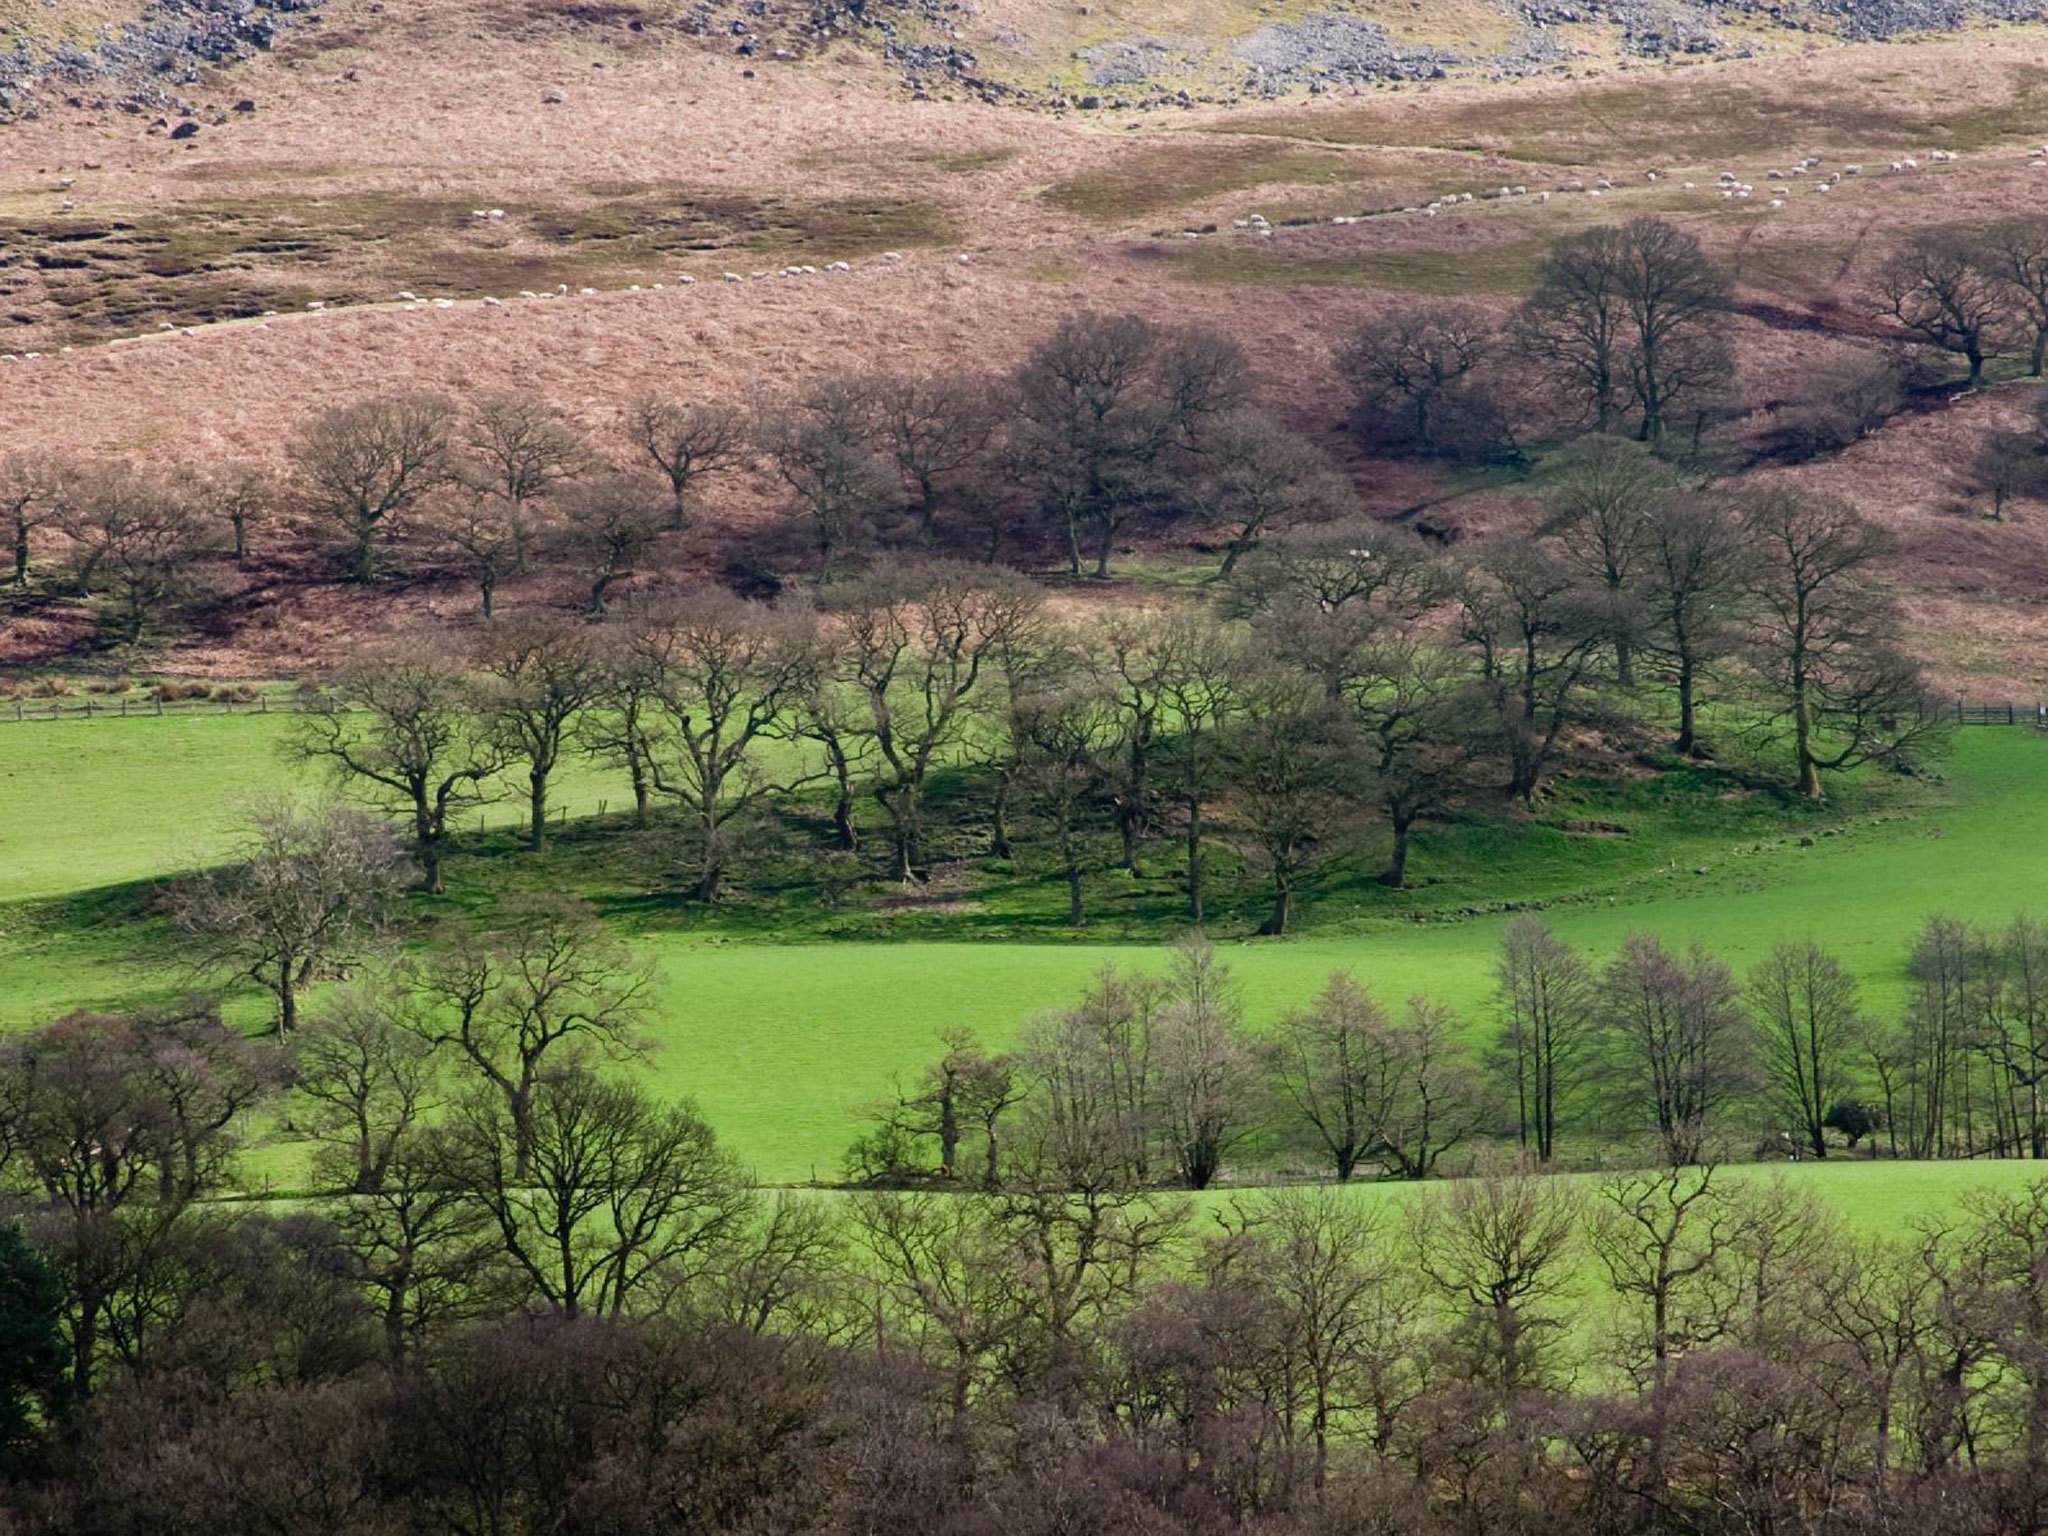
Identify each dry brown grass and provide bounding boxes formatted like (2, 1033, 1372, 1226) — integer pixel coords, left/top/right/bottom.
(3, 3, 2048, 682)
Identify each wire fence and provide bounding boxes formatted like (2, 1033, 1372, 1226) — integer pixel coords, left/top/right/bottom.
(1926, 700, 2048, 729)
(0, 692, 313, 723)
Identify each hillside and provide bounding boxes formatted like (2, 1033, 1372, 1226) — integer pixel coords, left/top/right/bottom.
(0, 1, 2046, 682)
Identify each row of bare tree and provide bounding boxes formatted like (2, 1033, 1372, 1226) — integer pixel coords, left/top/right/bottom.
(8, 218, 2045, 660)
(237, 445, 1934, 945)
(854, 912, 1996, 1194)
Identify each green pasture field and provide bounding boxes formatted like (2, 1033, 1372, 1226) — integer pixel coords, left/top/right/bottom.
(3, 714, 2048, 1186)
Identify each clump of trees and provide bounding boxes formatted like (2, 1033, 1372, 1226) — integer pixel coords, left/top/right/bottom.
(9, 965, 2048, 1532)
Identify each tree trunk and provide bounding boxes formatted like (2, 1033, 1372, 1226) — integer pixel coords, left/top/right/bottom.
(1093, 516, 1116, 580)
(1185, 795, 1204, 924)
(626, 746, 652, 828)
(1793, 678, 1823, 800)
(278, 958, 299, 1036)
(1675, 651, 1699, 757)
(2031, 324, 2047, 379)
(1259, 870, 1292, 936)
(480, 574, 496, 619)
(1380, 807, 1414, 889)
(529, 769, 549, 852)
(352, 525, 378, 584)
(989, 774, 1012, 859)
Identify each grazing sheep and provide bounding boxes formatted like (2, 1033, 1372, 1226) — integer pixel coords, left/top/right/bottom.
(306, 300, 326, 310)
(723, 272, 742, 282)
(578, 287, 597, 295)
(483, 297, 503, 307)
(1683, 181, 1696, 190)
(1769, 198, 1785, 209)
(1646, 170, 1659, 181)
(1843, 164, 1862, 175)
(487, 209, 505, 219)
(398, 291, 417, 301)
(1903, 157, 1919, 169)
(679, 275, 697, 284)
(1538, 190, 1551, 202)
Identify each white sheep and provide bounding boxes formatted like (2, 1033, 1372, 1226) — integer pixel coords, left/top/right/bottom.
(679, 275, 698, 284)
(723, 272, 742, 282)
(398, 291, 417, 302)
(579, 286, 597, 295)
(1843, 164, 1862, 175)
(1769, 198, 1784, 209)
(1538, 190, 1551, 202)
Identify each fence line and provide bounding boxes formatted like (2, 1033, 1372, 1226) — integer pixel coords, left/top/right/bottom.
(1925, 700, 2048, 729)
(0, 693, 312, 723)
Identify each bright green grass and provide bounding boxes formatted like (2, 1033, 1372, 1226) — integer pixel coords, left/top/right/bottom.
(5, 718, 2048, 1183)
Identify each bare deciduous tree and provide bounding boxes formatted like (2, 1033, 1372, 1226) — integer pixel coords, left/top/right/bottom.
(1980, 217, 2048, 378)
(1740, 490, 1940, 800)
(171, 799, 412, 1033)
(1412, 1154, 1580, 1412)
(1227, 665, 1358, 936)
(865, 371, 999, 544)
(293, 395, 455, 583)
(556, 472, 664, 616)
(1491, 916, 1595, 1163)
(295, 980, 442, 1194)
(754, 380, 896, 580)
(293, 641, 506, 894)
(441, 1065, 750, 1319)
(831, 563, 1043, 881)
(1539, 434, 1676, 687)
(1639, 491, 1749, 758)
(435, 490, 523, 618)
(1518, 217, 1732, 441)
(1873, 233, 2012, 386)
(1010, 311, 1247, 578)
(1, 453, 57, 587)
(627, 397, 745, 531)
(1459, 539, 1610, 803)
(412, 895, 654, 1182)
(628, 587, 819, 901)
(1193, 411, 1357, 576)
(1748, 941, 1864, 1160)
(1151, 937, 1254, 1190)
(1338, 302, 1508, 459)
(464, 394, 587, 569)
(474, 613, 604, 852)
(1597, 933, 1753, 1165)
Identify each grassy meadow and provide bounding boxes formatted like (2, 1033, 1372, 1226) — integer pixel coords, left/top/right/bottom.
(5, 709, 2048, 1188)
